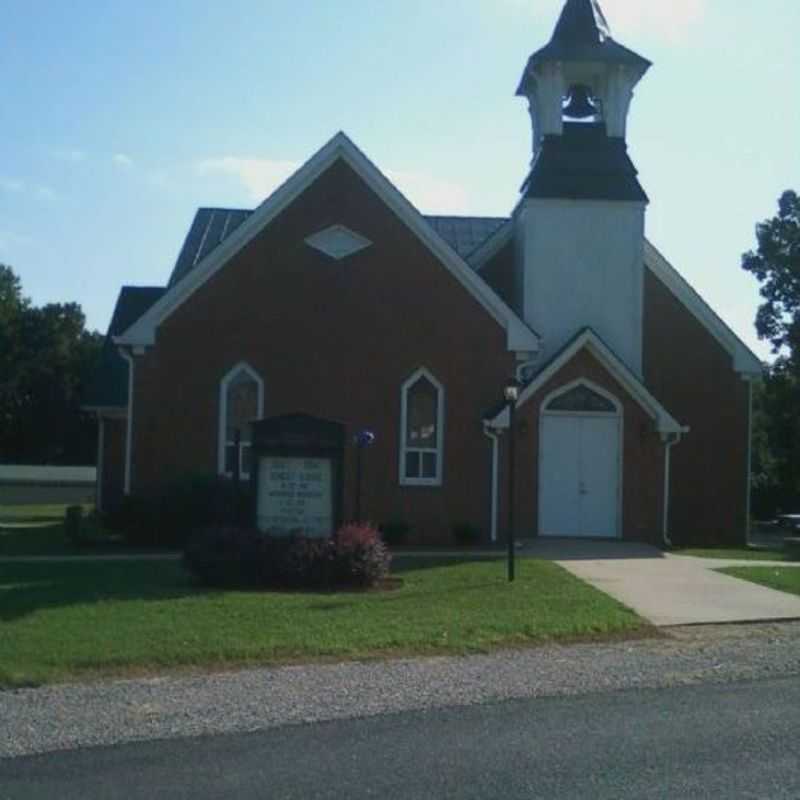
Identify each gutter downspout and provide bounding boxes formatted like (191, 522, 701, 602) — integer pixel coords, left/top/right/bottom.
(483, 423, 501, 544)
(661, 428, 689, 547)
(120, 349, 135, 496)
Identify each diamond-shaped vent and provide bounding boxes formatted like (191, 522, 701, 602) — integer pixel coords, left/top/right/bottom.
(305, 225, 372, 261)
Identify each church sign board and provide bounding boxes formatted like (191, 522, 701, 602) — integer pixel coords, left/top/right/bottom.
(250, 414, 345, 538)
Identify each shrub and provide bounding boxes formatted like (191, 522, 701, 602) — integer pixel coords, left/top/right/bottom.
(452, 522, 482, 546)
(183, 526, 266, 588)
(182, 523, 391, 590)
(106, 475, 252, 548)
(332, 524, 392, 587)
(379, 520, 410, 547)
(64, 505, 84, 547)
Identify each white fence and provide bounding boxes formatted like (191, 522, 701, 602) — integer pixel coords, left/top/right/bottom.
(0, 465, 97, 505)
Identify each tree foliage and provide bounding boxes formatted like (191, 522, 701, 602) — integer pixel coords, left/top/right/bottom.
(742, 190, 800, 365)
(0, 264, 103, 464)
(742, 191, 800, 514)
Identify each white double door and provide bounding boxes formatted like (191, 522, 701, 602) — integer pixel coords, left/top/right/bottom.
(539, 414, 621, 538)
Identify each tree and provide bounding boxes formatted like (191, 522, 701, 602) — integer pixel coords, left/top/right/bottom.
(742, 190, 800, 367)
(743, 191, 800, 514)
(0, 265, 103, 464)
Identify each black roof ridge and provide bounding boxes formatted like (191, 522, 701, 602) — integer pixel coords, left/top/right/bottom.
(196, 205, 253, 214)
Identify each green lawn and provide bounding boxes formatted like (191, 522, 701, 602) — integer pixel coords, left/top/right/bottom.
(0, 557, 649, 688)
(719, 566, 800, 597)
(674, 547, 786, 562)
(0, 504, 166, 557)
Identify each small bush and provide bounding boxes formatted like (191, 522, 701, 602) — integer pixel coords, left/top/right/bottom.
(332, 524, 392, 587)
(106, 475, 252, 548)
(64, 505, 84, 547)
(379, 520, 410, 547)
(452, 522, 482, 547)
(183, 523, 391, 590)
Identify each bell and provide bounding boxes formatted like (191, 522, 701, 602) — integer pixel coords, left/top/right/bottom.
(563, 85, 598, 120)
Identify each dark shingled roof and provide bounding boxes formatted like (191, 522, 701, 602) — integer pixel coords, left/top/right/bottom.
(517, 0, 650, 96)
(86, 210, 508, 409)
(83, 286, 165, 409)
(167, 208, 509, 287)
(168, 208, 252, 288)
(425, 216, 509, 260)
(523, 123, 648, 203)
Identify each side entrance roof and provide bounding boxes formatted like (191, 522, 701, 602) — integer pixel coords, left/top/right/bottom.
(486, 328, 685, 435)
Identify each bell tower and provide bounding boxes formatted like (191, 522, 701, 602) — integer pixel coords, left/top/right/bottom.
(512, 0, 651, 375)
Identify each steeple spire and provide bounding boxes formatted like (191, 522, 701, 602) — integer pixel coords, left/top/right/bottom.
(516, 0, 650, 145)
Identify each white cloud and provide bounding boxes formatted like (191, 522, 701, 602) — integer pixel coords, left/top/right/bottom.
(384, 169, 472, 215)
(0, 178, 55, 200)
(51, 148, 86, 163)
(112, 153, 134, 168)
(0, 177, 25, 193)
(35, 185, 56, 200)
(195, 155, 472, 214)
(195, 156, 300, 201)
(600, 0, 706, 40)
(500, 0, 706, 42)
(0, 229, 36, 251)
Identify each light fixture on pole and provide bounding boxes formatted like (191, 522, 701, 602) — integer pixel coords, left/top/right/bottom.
(354, 430, 376, 522)
(503, 377, 521, 583)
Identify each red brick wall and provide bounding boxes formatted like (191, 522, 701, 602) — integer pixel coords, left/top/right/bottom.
(643, 269, 750, 545)
(480, 241, 515, 310)
(129, 159, 517, 543)
(495, 347, 665, 544)
(100, 417, 126, 511)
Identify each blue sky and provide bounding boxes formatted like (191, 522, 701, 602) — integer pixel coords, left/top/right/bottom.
(2, 0, 798, 361)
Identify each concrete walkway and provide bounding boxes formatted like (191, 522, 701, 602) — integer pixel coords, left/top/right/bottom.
(523, 539, 800, 627)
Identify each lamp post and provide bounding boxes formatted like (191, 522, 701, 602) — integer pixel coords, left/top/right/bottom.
(504, 377, 520, 583)
(354, 430, 375, 522)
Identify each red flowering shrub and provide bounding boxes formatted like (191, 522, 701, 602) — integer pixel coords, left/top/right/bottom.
(332, 524, 391, 587)
(183, 523, 390, 589)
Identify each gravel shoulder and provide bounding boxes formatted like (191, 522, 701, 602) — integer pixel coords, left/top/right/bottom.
(3, 621, 800, 760)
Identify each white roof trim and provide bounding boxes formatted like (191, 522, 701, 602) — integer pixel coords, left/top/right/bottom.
(115, 132, 539, 355)
(487, 329, 685, 434)
(644, 240, 762, 377)
(469, 220, 513, 272)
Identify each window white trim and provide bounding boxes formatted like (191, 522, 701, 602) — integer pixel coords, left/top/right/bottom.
(217, 362, 264, 478)
(399, 367, 445, 487)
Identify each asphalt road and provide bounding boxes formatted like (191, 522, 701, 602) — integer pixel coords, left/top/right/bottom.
(2, 677, 799, 799)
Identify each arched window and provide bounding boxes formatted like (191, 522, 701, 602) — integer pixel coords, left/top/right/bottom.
(218, 363, 264, 478)
(400, 368, 444, 486)
(544, 382, 618, 414)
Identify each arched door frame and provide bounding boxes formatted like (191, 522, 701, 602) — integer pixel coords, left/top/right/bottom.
(537, 378, 624, 539)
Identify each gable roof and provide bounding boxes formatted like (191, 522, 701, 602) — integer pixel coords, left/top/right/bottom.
(167, 208, 508, 288)
(644, 241, 762, 377)
(83, 286, 165, 410)
(487, 328, 685, 435)
(468, 222, 762, 378)
(115, 132, 539, 355)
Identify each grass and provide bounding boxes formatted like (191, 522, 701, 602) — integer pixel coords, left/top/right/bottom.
(0, 556, 649, 688)
(673, 547, 787, 562)
(0, 504, 167, 557)
(719, 566, 800, 597)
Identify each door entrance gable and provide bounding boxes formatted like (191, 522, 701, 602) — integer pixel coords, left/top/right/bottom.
(488, 328, 685, 436)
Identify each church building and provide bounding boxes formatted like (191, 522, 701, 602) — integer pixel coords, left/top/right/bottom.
(85, 0, 761, 546)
